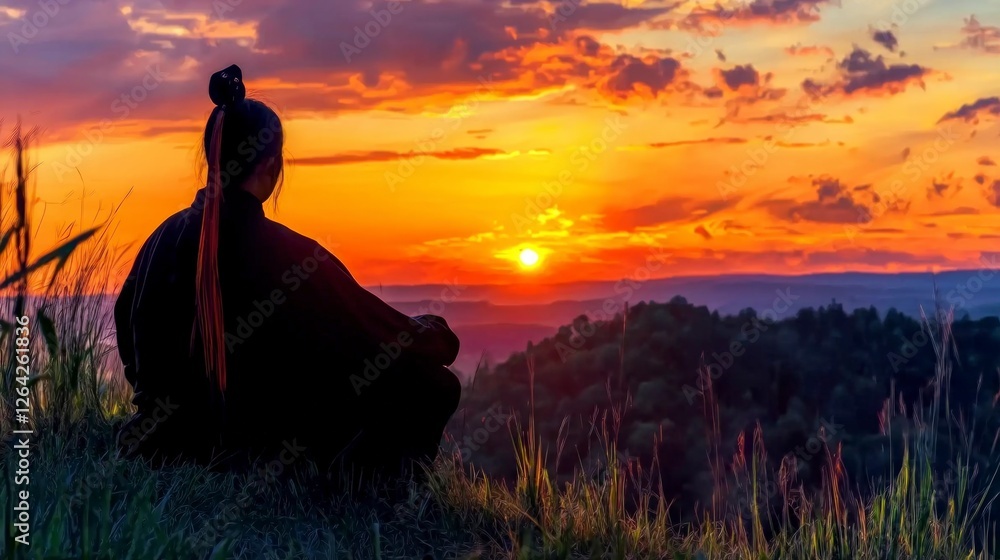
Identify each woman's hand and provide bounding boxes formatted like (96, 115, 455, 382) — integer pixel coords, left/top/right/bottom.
(407, 314, 460, 365)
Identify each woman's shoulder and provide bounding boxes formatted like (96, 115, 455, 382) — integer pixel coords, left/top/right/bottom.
(261, 218, 354, 279)
(261, 218, 330, 255)
(133, 207, 201, 256)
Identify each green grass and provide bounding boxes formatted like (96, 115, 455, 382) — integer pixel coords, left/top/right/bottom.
(1, 128, 998, 559)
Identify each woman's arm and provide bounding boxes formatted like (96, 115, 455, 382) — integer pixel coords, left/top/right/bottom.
(114, 265, 137, 387)
(115, 229, 158, 391)
(114, 230, 158, 410)
(304, 243, 461, 367)
(113, 224, 176, 408)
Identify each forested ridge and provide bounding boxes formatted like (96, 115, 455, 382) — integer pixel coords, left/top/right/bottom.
(453, 296, 1000, 521)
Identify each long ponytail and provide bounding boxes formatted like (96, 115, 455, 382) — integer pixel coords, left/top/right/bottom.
(195, 65, 247, 396)
(196, 108, 227, 395)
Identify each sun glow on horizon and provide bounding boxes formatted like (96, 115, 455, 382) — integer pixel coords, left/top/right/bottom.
(8, 0, 1000, 286)
(519, 247, 540, 268)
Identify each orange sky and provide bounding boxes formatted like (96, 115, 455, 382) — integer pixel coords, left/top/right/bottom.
(4, 0, 1000, 288)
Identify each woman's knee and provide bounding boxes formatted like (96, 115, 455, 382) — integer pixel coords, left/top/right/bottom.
(434, 366, 462, 415)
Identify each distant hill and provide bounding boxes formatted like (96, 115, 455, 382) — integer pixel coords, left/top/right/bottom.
(450, 297, 1000, 521)
(86, 269, 1000, 380)
(383, 269, 1000, 378)
(373, 270, 1000, 318)
(445, 323, 554, 377)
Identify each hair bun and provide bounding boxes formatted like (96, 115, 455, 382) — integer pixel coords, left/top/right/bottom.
(209, 64, 246, 107)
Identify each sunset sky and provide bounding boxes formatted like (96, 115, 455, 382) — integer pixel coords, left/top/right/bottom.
(4, 0, 1000, 288)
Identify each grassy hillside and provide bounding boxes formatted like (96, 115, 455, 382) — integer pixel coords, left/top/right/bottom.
(1, 132, 997, 559)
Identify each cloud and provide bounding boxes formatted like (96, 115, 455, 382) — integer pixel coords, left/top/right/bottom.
(772, 140, 831, 148)
(250, 1, 678, 102)
(802, 47, 929, 98)
(574, 35, 601, 57)
(694, 225, 712, 240)
(0, 0, 203, 134)
(956, 15, 1000, 54)
(600, 196, 736, 230)
(799, 248, 945, 268)
(871, 29, 898, 52)
(760, 175, 908, 224)
(585, 246, 950, 275)
(986, 179, 1000, 207)
(549, 2, 675, 31)
(785, 43, 834, 57)
(708, 64, 787, 123)
(720, 64, 759, 91)
(137, 122, 204, 137)
(672, 0, 834, 32)
(924, 206, 980, 217)
(627, 137, 747, 149)
(295, 147, 512, 165)
(938, 97, 1000, 123)
(729, 110, 853, 126)
(601, 54, 686, 100)
(978, 156, 996, 166)
(1, 0, 687, 137)
(467, 128, 493, 140)
(703, 87, 724, 99)
(927, 172, 961, 198)
(864, 228, 905, 234)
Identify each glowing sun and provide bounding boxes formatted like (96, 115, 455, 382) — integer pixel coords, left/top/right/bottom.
(519, 248, 540, 267)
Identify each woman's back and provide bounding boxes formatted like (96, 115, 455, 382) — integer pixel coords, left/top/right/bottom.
(117, 188, 364, 461)
(115, 65, 461, 475)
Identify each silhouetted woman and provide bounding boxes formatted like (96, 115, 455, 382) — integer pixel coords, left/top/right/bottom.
(114, 65, 461, 479)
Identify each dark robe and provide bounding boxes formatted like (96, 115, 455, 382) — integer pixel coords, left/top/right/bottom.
(114, 187, 461, 474)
